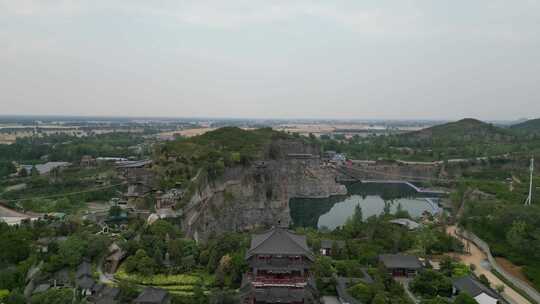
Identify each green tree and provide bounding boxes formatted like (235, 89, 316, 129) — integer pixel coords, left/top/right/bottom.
(0, 267, 23, 291)
(30, 288, 73, 304)
(0, 231, 31, 264)
(421, 297, 451, 304)
(348, 282, 373, 303)
(454, 293, 479, 304)
(6, 289, 25, 304)
(30, 166, 39, 177)
(410, 270, 452, 298)
(478, 274, 490, 288)
(416, 227, 437, 256)
(118, 281, 139, 303)
(124, 249, 157, 276)
(149, 220, 176, 239)
(192, 282, 207, 304)
(58, 236, 87, 267)
(439, 256, 455, 277)
(313, 256, 335, 278)
(506, 220, 528, 251)
(372, 292, 387, 304)
(395, 203, 411, 218)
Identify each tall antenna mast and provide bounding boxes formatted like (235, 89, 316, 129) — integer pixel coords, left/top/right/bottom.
(525, 157, 534, 206)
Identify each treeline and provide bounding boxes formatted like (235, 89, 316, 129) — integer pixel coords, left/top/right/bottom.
(0, 133, 146, 163)
(317, 119, 540, 161)
(460, 201, 540, 291)
(0, 167, 123, 212)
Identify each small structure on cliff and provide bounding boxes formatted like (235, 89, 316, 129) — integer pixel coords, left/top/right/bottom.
(240, 227, 319, 304)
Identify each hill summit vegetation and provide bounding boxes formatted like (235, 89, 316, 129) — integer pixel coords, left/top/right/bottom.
(511, 118, 540, 134)
(321, 118, 540, 162)
(399, 118, 515, 145)
(153, 127, 293, 188)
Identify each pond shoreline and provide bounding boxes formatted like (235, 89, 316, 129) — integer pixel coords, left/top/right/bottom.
(290, 181, 445, 229)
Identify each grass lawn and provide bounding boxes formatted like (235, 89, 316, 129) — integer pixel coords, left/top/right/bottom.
(114, 266, 215, 287)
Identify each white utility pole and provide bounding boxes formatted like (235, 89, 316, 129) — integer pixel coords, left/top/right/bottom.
(525, 157, 534, 206)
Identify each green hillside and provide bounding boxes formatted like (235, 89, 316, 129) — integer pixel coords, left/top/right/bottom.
(402, 118, 514, 144)
(153, 127, 292, 188)
(511, 118, 540, 133)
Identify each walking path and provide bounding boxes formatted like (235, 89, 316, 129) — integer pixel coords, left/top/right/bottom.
(96, 261, 117, 285)
(447, 225, 530, 304)
(395, 277, 420, 304)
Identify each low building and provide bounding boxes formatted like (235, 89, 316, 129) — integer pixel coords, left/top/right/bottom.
(81, 155, 97, 167)
(133, 287, 170, 304)
(50, 268, 71, 288)
(323, 151, 337, 160)
(97, 157, 128, 163)
(388, 218, 421, 230)
(320, 240, 345, 257)
(378, 254, 422, 278)
(76, 260, 95, 295)
(453, 276, 502, 304)
(36, 236, 67, 253)
(155, 189, 183, 209)
(20, 162, 71, 175)
(89, 284, 120, 304)
(123, 168, 156, 202)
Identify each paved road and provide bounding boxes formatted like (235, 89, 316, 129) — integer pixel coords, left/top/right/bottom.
(447, 226, 530, 304)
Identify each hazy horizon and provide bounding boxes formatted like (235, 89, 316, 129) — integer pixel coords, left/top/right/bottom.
(1, 1, 539, 120)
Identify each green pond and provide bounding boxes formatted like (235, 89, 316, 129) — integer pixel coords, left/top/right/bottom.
(289, 182, 440, 229)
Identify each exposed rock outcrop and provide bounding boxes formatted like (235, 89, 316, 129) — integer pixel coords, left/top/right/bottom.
(181, 141, 346, 242)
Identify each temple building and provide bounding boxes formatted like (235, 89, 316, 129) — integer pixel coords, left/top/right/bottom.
(240, 227, 319, 304)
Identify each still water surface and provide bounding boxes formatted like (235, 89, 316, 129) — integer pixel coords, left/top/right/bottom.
(290, 182, 438, 229)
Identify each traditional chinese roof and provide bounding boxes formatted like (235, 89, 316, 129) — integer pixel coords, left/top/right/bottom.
(453, 275, 499, 299)
(254, 287, 307, 303)
(76, 260, 92, 279)
(246, 227, 314, 260)
(76, 275, 95, 289)
(389, 218, 421, 230)
(133, 287, 169, 304)
(378, 254, 422, 269)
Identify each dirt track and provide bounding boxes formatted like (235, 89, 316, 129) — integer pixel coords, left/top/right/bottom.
(447, 225, 530, 304)
(0, 203, 29, 217)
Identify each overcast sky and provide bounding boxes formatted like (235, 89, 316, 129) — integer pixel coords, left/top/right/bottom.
(1, 1, 539, 120)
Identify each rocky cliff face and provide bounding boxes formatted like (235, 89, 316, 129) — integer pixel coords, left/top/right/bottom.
(181, 140, 346, 242)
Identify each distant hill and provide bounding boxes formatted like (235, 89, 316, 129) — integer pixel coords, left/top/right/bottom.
(399, 118, 514, 144)
(510, 118, 540, 133)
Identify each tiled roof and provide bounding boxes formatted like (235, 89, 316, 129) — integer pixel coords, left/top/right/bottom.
(378, 254, 422, 269)
(76, 261, 92, 278)
(254, 287, 306, 303)
(133, 287, 168, 303)
(247, 227, 314, 260)
(453, 275, 499, 299)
